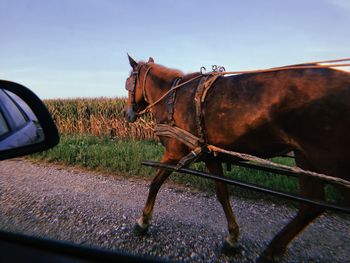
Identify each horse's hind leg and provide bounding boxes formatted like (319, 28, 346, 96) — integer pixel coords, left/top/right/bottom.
(260, 154, 325, 261)
(205, 159, 240, 254)
(134, 156, 176, 235)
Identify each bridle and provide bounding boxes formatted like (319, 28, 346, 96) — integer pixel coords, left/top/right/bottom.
(125, 63, 152, 113)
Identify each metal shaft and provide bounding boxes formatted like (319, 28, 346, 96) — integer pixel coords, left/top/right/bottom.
(142, 160, 350, 214)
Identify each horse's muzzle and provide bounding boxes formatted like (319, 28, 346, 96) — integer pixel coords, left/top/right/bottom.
(124, 106, 137, 123)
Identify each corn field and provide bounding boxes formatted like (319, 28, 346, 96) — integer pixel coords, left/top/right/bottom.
(44, 98, 156, 140)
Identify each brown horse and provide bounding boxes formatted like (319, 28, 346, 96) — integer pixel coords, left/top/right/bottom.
(124, 55, 350, 261)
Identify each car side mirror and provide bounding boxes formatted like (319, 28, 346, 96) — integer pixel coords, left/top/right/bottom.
(0, 80, 59, 160)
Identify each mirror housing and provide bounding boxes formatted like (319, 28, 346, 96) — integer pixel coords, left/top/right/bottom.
(0, 80, 59, 160)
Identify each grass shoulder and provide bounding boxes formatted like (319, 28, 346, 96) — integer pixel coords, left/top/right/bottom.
(29, 134, 342, 204)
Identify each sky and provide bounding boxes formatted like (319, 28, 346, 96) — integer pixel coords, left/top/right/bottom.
(0, 0, 349, 99)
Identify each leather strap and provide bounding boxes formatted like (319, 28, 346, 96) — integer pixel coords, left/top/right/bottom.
(166, 78, 181, 126)
(194, 74, 220, 144)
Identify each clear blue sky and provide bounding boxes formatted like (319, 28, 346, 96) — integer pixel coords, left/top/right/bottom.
(0, 0, 349, 99)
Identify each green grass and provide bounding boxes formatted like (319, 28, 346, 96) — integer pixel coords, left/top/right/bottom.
(29, 134, 343, 204)
(31, 134, 164, 176)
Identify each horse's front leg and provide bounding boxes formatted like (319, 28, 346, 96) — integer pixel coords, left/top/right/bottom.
(134, 156, 177, 235)
(205, 159, 240, 254)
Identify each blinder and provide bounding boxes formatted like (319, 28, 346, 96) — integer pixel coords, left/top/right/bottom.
(125, 75, 136, 91)
(125, 64, 152, 115)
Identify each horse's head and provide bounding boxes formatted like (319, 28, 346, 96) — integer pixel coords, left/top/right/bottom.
(124, 54, 154, 123)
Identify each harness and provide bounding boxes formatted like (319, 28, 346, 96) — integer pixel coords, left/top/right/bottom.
(166, 78, 181, 126)
(152, 73, 220, 145)
(194, 74, 221, 144)
(154, 73, 221, 168)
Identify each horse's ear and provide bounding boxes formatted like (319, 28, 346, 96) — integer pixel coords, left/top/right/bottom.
(127, 53, 138, 70)
(148, 57, 154, 63)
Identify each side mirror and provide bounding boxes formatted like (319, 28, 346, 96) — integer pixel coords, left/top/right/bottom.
(0, 80, 59, 160)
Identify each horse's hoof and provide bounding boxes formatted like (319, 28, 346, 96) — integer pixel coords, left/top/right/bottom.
(220, 240, 242, 256)
(133, 223, 148, 236)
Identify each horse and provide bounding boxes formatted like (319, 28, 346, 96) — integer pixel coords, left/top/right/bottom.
(124, 55, 350, 261)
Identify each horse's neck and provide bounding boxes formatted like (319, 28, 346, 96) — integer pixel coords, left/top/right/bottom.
(149, 71, 201, 126)
(147, 69, 182, 102)
(146, 70, 181, 124)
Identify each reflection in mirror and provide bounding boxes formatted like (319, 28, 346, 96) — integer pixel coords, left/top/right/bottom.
(0, 89, 45, 151)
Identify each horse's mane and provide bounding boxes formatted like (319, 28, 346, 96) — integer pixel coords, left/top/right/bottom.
(150, 63, 184, 80)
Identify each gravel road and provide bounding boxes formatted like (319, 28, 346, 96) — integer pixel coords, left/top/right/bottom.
(0, 159, 349, 262)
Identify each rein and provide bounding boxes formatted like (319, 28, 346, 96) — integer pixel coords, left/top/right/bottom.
(137, 74, 202, 116)
(126, 62, 201, 116)
(136, 58, 350, 116)
(141, 66, 153, 103)
(212, 63, 350, 76)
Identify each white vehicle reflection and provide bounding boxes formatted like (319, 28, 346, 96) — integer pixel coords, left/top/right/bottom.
(0, 89, 44, 151)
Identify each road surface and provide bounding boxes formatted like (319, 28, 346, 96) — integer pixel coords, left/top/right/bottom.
(0, 159, 349, 262)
